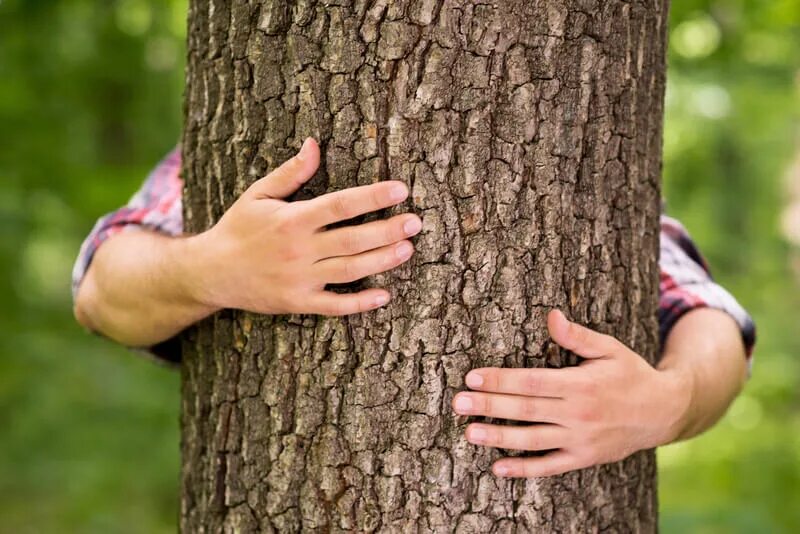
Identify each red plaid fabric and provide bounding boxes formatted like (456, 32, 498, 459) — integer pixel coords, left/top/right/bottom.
(73, 150, 756, 362)
(72, 147, 183, 303)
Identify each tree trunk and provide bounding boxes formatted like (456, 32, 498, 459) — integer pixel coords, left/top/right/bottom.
(180, 1, 666, 532)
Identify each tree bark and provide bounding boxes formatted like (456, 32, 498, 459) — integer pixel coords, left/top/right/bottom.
(180, 1, 667, 532)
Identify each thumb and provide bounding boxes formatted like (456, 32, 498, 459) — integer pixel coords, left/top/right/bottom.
(547, 309, 618, 359)
(248, 137, 320, 199)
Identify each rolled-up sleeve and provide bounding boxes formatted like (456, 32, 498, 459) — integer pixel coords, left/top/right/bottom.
(72, 148, 184, 363)
(658, 215, 756, 361)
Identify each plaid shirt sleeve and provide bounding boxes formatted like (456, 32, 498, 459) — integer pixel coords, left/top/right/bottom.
(74, 155, 756, 366)
(71, 148, 184, 363)
(659, 215, 756, 362)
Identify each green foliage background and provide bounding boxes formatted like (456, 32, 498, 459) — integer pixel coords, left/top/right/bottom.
(0, 1, 798, 531)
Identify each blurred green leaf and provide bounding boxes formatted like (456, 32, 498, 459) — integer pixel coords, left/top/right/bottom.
(0, 0, 797, 532)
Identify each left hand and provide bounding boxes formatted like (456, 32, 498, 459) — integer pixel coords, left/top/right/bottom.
(451, 309, 692, 478)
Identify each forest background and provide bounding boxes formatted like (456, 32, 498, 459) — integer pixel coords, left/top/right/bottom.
(0, 1, 798, 532)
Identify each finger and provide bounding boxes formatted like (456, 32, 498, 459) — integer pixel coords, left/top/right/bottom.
(297, 181, 409, 229)
(547, 309, 619, 359)
(452, 392, 566, 424)
(465, 423, 565, 452)
(492, 451, 581, 478)
(307, 288, 391, 317)
(314, 214, 422, 259)
(314, 241, 414, 284)
(464, 367, 582, 399)
(247, 137, 320, 199)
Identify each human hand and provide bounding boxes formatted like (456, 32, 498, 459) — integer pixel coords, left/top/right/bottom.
(451, 309, 692, 478)
(191, 137, 421, 316)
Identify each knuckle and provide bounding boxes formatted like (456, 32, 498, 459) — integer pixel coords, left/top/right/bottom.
(331, 193, 350, 219)
(525, 462, 547, 478)
(575, 375, 596, 396)
(384, 246, 400, 268)
(482, 369, 499, 392)
(536, 465, 557, 478)
(280, 242, 306, 262)
(524, 372, 543, 395)
(274, 210, 300, 234)
(341, 259, 358, 282)
(576, 404, 598, 423)
(477, 395, 489, 415)
(341, 230, 360, 253)
(358, 295, 376, 313)
(574, 326, 591, 346)
(288, 154, 303, 171)
(371, 185, 384, 208)
(389, 221, 404, 243)
(489, 427, 504, 447)
(522, 430, 538, 451)
(565, 320, 579, 339)
(521, 400, 538, 420)
(325, 300, 348, 317)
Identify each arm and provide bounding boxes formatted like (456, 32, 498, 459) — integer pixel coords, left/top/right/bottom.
(659, 306, 747, 440)
(451, 215, 754, 478)
(451, 308, 747, 478)
(74, 230, 217, 349)
(74, 138, 422, 349)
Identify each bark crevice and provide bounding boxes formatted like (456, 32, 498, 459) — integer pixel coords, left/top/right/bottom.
(181, 1, 666, 532)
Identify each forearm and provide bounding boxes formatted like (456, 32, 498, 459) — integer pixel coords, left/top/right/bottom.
(658, 307, 748, 442)
(74, 230, 218, 348)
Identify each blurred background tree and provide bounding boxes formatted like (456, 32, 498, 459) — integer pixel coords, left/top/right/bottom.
(0, 0, 797, 532)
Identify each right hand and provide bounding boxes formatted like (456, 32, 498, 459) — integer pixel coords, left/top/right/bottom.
(190, 137, 421, 316)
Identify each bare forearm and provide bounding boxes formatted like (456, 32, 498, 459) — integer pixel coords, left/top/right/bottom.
(74, 230, 218, 348)
(658, 307, 748, 442)
(73, 139, 426, 350)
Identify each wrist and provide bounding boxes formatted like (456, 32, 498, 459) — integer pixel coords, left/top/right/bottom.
(174, 231, 225, 315)
(655, 359, 697, 445)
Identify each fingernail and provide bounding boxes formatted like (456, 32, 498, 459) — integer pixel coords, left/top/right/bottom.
(465, 372, 483, 389)
(403, 217, 422, 236)
(389, 184, 408, 202)
(454, 395, 473, 413)
(395, 242, 413, 260)
(469, 427, 488, 443)
(494, 464, 510, 477)
(374, 294, 389, 307)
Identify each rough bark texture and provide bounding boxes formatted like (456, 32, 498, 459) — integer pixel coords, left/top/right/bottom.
(180, 1, 667, 532)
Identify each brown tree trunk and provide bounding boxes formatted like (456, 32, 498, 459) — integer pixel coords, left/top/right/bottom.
(180, 1, 667, 532)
